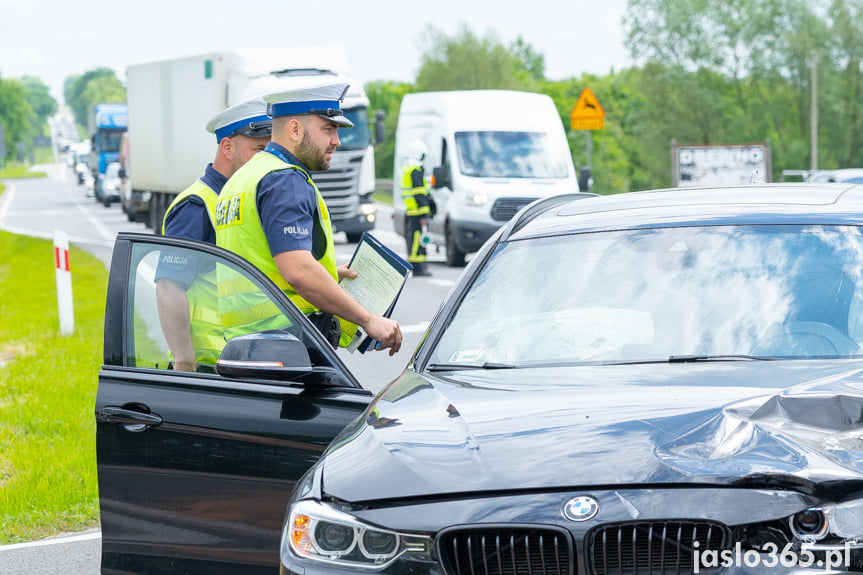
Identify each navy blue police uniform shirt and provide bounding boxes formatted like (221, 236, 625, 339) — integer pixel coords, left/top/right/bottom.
(257, 142, 317, 257)
(154, 164, 227, 289)
(163, 164, 227, 245)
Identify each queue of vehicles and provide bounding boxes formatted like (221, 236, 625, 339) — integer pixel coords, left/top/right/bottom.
(69, 54, 581, 265)
(88, 103, 128, 206)
(65, 46, 383, 239)
(125, 46, 382, 236)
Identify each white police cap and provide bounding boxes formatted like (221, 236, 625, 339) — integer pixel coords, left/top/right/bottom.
(206, 97, 273, 142)
(263, 81, 354, 128)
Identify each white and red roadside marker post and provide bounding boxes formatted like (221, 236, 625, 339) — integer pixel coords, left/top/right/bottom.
(53, 230, 74, 335)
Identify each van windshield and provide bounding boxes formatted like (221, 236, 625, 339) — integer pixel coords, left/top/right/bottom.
(454, 131, 569, 179)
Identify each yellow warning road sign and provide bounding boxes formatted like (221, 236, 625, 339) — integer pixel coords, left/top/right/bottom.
(570, 87, 605, 130)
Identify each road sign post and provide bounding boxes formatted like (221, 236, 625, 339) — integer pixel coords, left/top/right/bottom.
(570, 88, 606, 190)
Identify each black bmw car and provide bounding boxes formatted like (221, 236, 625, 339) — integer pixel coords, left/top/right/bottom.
(97, 184, 863, 574)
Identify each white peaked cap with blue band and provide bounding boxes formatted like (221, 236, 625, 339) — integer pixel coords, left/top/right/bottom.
(207, 97, 273, 142)
(263, 82, 354, 128)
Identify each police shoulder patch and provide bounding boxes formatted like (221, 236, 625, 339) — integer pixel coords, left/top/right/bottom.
(215, 195, 243, 229)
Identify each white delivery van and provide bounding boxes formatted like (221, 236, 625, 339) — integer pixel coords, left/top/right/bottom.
(392, 90, 579, 266)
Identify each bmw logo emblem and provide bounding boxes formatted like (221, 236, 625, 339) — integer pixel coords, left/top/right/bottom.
(562, 496, 599, 522)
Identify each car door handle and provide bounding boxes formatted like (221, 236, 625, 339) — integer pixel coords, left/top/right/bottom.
(98, 406, 163, 428)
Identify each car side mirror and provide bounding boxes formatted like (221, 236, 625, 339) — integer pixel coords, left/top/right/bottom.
(431, 166, 450, 189)
(118, 168, 127, 179)
(217, 330, 312, 381)
(374, 109, 386, 145)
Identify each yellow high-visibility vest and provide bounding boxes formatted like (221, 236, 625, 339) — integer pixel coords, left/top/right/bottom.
(161, 180, 224, 365)
(214, 152, 358, 347)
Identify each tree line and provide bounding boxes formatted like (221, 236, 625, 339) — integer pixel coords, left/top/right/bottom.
(369, 0, 863, 193)
(0, 68, 123, 163)
(4, 0, 862, 193)
(0, 75, 57, 163)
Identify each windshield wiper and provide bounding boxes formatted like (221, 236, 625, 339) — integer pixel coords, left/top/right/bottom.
(667, 354, 775, 363)
(427, 362, 519, 371)
(428, 356, 775, 370)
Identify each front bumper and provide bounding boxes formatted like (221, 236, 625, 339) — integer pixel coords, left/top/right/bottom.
(129, 191, 150, 215)
(449, 219, 501, 253)
(281, 487, 863, 574)
(332, 201, 377, 236)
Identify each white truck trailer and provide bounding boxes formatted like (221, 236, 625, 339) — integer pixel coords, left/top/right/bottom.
(392, 90, 579, 266)
(126, 46, 382, 239)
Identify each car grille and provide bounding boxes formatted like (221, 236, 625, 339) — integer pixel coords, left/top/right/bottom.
(439, 526, 574, 575)
(588, 520, 728, 575)
(490, 198, 538, 222)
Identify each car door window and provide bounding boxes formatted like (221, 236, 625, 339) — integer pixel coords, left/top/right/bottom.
(124, 240, 336, 377)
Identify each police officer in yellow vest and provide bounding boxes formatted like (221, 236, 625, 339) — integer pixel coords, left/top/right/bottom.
(214, 82, 403, 356)
(155, 97, 272, 372)
(401, 140, 433, 276)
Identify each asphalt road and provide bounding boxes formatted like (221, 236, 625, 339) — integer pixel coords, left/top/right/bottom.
(0, 160, 467, 574)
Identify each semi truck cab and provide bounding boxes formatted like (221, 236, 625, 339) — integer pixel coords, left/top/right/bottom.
(88, 103, 128, 205)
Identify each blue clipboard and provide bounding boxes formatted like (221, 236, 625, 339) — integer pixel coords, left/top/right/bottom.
(343, 232, 412, 353)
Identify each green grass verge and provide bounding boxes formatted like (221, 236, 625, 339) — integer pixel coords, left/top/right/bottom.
(0, 147, 54, 179)
(0, 229, 106, 543)
(0, 165, 47, 179)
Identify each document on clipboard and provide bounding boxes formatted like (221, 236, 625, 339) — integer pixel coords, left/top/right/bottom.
(339, 232, 412, 353)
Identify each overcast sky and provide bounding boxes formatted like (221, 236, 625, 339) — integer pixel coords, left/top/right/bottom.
(2, 0, 631, 103)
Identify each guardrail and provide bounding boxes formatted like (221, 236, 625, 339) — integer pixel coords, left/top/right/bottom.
(374, 180, 393, 205)
(780, 170, 810, 182)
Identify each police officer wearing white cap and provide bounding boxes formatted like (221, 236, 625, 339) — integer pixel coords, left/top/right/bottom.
(214, 82, 403, 355)
(155, 97, 272, 373)
(162, 97, 272, 241)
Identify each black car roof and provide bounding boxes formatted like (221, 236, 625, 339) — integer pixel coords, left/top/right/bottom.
(504, 183, 863, 241)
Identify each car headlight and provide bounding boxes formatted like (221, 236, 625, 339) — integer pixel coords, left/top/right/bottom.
(284, 500, 431, 569)
(769, 501, 863, 556)
(466, 193, 488, 207)
(788, 508, 828, 541)
(825, 499, 863, 541)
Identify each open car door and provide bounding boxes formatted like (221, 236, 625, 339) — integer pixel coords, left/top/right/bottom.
(95, 232, 372, 574)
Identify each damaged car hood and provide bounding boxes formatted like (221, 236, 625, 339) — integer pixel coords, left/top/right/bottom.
(321, 361, 863, 502)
